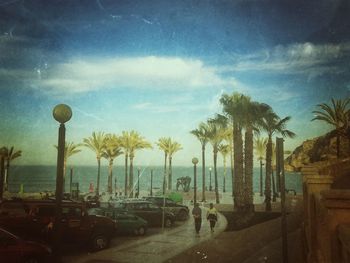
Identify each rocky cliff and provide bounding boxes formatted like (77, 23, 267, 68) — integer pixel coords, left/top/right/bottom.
(285, 130, 350, 172)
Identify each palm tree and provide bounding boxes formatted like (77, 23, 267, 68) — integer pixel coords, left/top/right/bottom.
(156, 137, 171, 194)
(261, 110, 295, 211)
(168, 140, 183, 190)
(254, 137, 267, 197)
(54, 142, 82, 192)
(312, 98, 350, 158)
(83, 132, 106, 196)
(102, 134, 123, 194)
(190, 122, 210, 201)
(207, 117, 226, 204)
(119, 131, 131, 197)
(128, 131, 152, 197)
(220, 92, 245, 211)
(218, 144, 230, 193)
(2, 146, 22, 191)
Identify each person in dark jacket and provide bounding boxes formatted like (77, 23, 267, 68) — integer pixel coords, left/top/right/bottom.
(192, 203, 202, 235)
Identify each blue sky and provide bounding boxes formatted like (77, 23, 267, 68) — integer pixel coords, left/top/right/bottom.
(0, 0, 350, 166)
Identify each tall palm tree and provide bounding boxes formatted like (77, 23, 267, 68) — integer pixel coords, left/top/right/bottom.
(2, 146, 22, 191)
(119, 131, 131, 197)
(156, 137, 171, 194)
(83, 132, 106, 196)
(312, 98, 350, 158)
(168, 140, 183, 190)
(190, 122, 210, 201)
(54, 142, 82, 192)
(241, 97, 270, 211)
(220, 92, 245, 211)
(207, 117, 226, 204)
(128, 131, 152, 197)
(102, 134, 123, 194)
(218, 144, 230, 193)
(261, 111, 295, 211)
(254, 137, 267, 197)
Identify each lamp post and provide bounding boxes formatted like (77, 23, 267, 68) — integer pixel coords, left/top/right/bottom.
(52, 104, 72, 258)
(150, 169, 153, 196)
(209, 167, 212, 191)
(276, 137, 288, 263)
(192, 157, 199, 205)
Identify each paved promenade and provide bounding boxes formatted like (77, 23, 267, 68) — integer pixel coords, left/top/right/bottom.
(63, 205, 227, 263)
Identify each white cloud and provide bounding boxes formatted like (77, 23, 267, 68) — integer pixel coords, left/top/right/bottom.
(221, 42, 350, 77)
(35, 56, 227, 94)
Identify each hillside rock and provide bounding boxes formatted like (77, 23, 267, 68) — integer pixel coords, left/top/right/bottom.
(285, 130, 350, 172)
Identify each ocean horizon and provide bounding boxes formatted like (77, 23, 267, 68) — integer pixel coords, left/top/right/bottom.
(8, 165, 302, 195)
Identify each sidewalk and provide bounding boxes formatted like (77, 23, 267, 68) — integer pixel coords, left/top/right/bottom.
(63, 205, 227, 263)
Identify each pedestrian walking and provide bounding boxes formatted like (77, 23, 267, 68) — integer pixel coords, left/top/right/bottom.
(192, 203, 202, 235)
(206, 203, 218, 232)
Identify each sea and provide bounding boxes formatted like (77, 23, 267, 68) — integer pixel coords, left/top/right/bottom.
(8, 165, 302, 195)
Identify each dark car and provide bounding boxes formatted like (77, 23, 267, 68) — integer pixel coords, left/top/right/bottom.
(0, 227, 52, 263)
(0, 199, 116, 251)
(144, 197, 189, 221)
(88, 208, 148, 236)
(114, 200, 175, 227)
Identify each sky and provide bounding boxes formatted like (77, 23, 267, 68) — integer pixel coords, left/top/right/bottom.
(0, 0, 350, 167)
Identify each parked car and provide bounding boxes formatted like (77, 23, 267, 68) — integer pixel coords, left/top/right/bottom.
(0, 227, 52, 263)
(144, 196, 189, 221)
(113, 200, 175, 227)
(88, 208, 148, 236)
(0, 199, 117, 251)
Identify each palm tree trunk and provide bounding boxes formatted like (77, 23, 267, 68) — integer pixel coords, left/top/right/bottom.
(124, 153, 128, 197)
(96, 158, 101, 196)
(230, 127, 234, 202)
(214, 150, 220, 204)
(223, 156, 226, 193)
(202, 144, 206, 202)
(129, 155, 134, 198)
(260, 159, 263, 196)
(265, 136, 272, 211)
(234, 125, 244, 211)
(244, 127, 254, 212)
(168, 156, 172, 190)
(108, 159, 114, 194)
(163, 153, 167, 194)
(272, 169, 276, 202)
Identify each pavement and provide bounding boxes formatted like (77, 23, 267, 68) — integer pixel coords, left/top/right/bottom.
(63, 204, 228, 263)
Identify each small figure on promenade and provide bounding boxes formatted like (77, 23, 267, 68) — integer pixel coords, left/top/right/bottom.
(206, 203, 218, 233)
(192, 203, 202, 235)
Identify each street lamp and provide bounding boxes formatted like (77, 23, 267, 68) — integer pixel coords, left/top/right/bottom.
(209, 167, 212, 191)
(52, 104, 72, 257)
(192, 157, 199, 205)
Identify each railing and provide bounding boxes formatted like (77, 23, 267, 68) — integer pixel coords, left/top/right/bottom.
(301, 161, 350, 263)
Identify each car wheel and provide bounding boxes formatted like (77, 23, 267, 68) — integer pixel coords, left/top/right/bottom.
(165, 218, 172, 227)
(90, 233, 109, 251)
(137, 226, 146, 236)
(178, 210, 188, 221)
